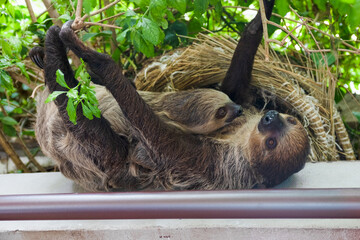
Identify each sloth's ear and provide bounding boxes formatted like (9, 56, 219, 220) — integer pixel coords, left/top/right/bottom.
(29, 46, 45, 69)
(220, 0, 275, 104)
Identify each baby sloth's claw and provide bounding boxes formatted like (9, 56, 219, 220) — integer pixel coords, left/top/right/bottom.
(62, 20, 75, 31)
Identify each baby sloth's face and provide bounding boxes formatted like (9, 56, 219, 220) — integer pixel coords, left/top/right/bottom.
(247, 110, 310, 187)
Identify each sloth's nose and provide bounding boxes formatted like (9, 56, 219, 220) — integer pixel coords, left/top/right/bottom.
(233, 104, 243, 117)
(258, 110, 284, 133)
(226, 104, 243, 122)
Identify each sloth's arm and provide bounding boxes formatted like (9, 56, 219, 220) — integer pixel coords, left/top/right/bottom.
(59, 23, 202, 168)
(220, 0, 275, 104)
(43, 26, 129, 162)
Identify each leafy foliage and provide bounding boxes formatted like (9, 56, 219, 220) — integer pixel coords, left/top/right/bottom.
(46, 61, 101, 125)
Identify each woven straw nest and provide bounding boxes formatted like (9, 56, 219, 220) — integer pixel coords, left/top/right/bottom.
(135, 34, 356, 162)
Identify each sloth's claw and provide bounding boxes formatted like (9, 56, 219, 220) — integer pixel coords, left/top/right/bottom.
(29, 46, 45, 69)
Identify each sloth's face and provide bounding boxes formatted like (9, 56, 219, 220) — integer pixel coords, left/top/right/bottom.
(245, 110, 310, 187)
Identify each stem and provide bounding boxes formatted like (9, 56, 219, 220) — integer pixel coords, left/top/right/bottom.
(80, 0, 120, 22)
(84, 22, 122, 30)
(0, 104, 45, 172)
(75, 0, 83, 20)
(259, 0, 269, 61)
(0, 128, 30, 173)
(25, 0, 37, 23)
(41, 0, 62, 26)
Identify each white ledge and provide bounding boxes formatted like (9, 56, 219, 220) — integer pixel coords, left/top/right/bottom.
(1, 161, 360, 239)
(1, 161, 360, 195)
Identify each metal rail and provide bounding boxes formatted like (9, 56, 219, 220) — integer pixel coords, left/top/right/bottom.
(1, 189, 360, 220)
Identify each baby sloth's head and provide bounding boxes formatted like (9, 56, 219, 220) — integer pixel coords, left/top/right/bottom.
(244, 110, 310, 187)
(159, 89, 243, 134)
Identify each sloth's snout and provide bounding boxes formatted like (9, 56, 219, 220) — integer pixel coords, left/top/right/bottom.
(258, 110, 284, 133)
(225, 103, 243, 123)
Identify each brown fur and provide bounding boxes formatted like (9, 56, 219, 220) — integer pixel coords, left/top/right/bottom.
(32, 0, 310, 192)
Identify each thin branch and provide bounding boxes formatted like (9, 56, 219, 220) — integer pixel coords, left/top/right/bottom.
(25, 0, 37, 23)
(80, 0, 120, 22)
(84, 21, 122, 30)
(223, 5, 360, 55)
(98, 7, 140, 23)
(75, 0, 83, 19)
(0, 127, 31, 173)
(259, 0, 269, 61)
(0, 104, 45, 172)
(41, 0, 62, 26)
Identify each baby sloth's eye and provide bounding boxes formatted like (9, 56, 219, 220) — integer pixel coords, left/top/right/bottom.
(215, 107, 228, 119)
(266, 137, 277, 149)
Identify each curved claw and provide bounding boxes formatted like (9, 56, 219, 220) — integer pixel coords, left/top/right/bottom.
(62, 20, 74, 31)
(29, 46, 45, 69)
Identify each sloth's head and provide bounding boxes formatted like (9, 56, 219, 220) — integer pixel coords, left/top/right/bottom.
(163, 89, 243, 134)
(242, 110, 310, 187)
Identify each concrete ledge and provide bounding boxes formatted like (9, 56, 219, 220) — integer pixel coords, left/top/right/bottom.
(1, 219, 360, 240)
(1, 161, 360, 195)
(1, 161, 360, 239)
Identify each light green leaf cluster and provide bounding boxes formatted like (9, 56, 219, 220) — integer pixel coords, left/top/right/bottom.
(46, 60, 101, 125)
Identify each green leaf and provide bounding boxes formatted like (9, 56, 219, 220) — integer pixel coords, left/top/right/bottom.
(132, 0, 151, 8)
(56, 69, 69, 89)
(82, 31, 112, 41)
(1, 39, 12, 57)
(194, 0, 209, 17)
(116, 29, 130, 43)
(311, 52, 336, 67)
(15, 62, 30, 80)
(83, 0, 93, 14)
(169, 0, 187, 14)
(149, 0, 167, 23)
(58, 14, 72, 21)
(75, 62, 85, 80)
(3, 125, 16, 137)
(81, 102, 94, 120)
(0, 70, 14, 91)
(340, 0, 355, 3)
(67, 88, 79, 99)
(348, 1, 360, 29)
(353, 112, 360, 123)
(276, 0, 290, 16)
(8, 37, 22, 52)
(45, 91, 66, 103)
(140, 18, 161, 45)
(131, 30, 154, 57)
(87, 102, 101, 118)
(125, 9, 137, 17)
(66, 98, 77, 125)
(313, 0, 327, 11)
(6, 3, 15, 17)
(86, 90, 99, 105)
(0, 116, 18, 126)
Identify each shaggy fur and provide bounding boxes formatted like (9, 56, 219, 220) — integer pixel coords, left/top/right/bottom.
(32, 0, 310, 191)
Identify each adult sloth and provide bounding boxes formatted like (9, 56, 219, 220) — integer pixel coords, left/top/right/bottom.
(31, 0, 309, 191)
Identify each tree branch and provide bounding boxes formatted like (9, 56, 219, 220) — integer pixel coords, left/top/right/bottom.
(259, 0, 269, 61)
(25, 0, 37, 23)
(41, 0, 62, 26)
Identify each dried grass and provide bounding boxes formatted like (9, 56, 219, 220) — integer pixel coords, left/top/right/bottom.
(135, 34, 356, 161)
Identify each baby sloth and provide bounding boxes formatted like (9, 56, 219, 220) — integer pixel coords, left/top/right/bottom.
(31, 0, 310, 191)
(140, 89, 242, 134)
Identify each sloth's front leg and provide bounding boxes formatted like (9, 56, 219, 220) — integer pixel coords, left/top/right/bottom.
(59, 21, 205, 169)
(42, 25, 129, 170)
(220, 0, 275, 104)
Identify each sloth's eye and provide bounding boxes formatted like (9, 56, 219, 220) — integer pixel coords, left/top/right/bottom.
(287, 116, 297, 125)
(266, 137, 277, 149)
(215, 107, 228, 119)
